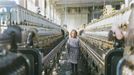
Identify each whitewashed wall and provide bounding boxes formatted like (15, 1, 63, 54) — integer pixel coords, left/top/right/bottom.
(38, 0, 45, 16)
(62, 14, 88, 31)
(15, 0, 62, 25)
(27, 0, 37, 13)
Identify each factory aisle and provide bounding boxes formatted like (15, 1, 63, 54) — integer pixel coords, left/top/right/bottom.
(52, 46, 88, 75)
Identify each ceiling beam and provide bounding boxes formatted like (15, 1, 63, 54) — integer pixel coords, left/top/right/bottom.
(55, 1, 123, 8)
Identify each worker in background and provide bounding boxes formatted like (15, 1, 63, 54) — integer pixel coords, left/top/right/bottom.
(67, 29, 80, 75)
(3, 26, 22, 51)
(27, 32, 35, 47)
(0, 33, 11, 56)
(108, 26, 125, 50)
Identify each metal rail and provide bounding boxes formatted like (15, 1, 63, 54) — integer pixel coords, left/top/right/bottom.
(80, 39, 105, 66)
(42, 37, 68, 67)
(80, 35, 113, 45)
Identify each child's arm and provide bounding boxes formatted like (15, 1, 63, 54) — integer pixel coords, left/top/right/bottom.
(67, 39, 70, 53)
(78, 39, 81, 59)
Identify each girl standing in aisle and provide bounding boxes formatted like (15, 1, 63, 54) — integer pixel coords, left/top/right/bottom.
(67, 29, 80, 75)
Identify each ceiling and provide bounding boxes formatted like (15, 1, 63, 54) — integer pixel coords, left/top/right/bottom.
(55, 0, 124, 7)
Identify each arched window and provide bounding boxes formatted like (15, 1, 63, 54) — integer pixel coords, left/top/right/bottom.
(0, 7, 7, 12)
(0, 8, 8, 25)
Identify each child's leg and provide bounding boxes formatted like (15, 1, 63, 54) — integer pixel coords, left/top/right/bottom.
(71, 63, 75, 75)
(74, 64, 78, 75)
(71, 63, 78, 75)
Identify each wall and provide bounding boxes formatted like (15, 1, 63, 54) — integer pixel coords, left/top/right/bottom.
(62, 13, 88, 31)
(15, 0, 62, 25)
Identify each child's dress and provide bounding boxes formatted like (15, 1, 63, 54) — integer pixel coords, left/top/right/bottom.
(67, 37, 80, 64)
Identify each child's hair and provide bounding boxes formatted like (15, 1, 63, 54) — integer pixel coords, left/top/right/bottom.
(70, 29, 77, 38)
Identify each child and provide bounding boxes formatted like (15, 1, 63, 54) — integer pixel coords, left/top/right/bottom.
(67, 29, 80, 75)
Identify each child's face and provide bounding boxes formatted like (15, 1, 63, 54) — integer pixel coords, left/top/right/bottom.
(71, 31, 77, 38)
